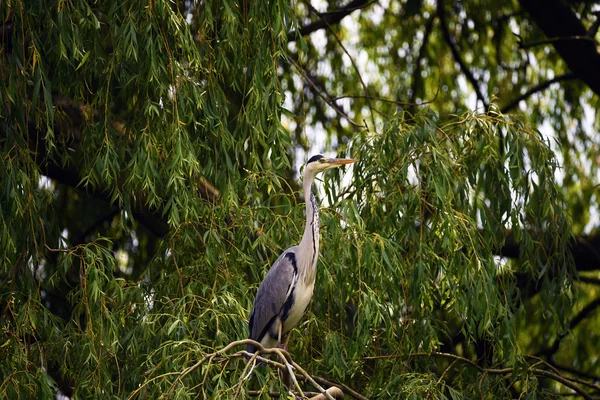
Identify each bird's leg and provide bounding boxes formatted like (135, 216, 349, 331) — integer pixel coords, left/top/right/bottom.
(282, 331, 291, 351)
(275, 321, 295, 390)
(276, 319, 283, 348)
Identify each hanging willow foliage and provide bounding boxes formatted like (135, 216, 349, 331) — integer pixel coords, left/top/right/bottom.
(0, 0, 584, 399)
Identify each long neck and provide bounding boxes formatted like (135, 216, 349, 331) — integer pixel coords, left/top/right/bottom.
(299, 172, 320, 284)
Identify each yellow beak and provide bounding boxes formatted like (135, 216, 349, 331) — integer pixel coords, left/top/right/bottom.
(325, 158, 359, 166)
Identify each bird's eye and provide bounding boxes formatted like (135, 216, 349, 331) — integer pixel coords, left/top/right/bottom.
(319, 158, 327, 163)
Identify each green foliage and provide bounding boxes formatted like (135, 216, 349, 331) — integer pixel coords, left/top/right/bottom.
(304, 108, 573, 395)
(1, 0, 598, 398)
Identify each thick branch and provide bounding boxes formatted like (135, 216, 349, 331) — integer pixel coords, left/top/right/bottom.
(73, 207, 120, 245)
(29, 101, 218, 238)
(499, 231, 600, 272)
(288, 0, 374, 41)
(579, 276, 600, 286)
(35, 139, 172, 238)
(518, 0, 600, 96)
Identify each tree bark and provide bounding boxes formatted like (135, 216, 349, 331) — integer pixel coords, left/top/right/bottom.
(519, 0, 600, 96)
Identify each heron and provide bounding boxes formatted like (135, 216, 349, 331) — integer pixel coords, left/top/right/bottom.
(247, 154, 358, 355)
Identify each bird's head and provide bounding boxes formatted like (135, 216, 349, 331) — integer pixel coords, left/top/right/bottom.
(304, 154, 358, 177)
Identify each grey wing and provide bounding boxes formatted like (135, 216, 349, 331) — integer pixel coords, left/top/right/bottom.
(248, 248, 298, 349)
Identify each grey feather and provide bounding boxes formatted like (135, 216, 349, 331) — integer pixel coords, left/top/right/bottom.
(247, 246, 298, 353)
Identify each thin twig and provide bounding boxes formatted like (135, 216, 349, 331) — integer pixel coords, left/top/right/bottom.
(233, 352, 258, 399)
(247, 390, 343, 398)
(303, 1, 377, 132)
(200, 354, 215, 391)
(288, 56, 366, 129)
(517, 35, 597, 50)
(74, 207, 120, 245)
(363, 352, 596, 398)
(331, 94, 438, 107)
(500, 73, 577, 113)
(247, 390, 284, 397)
(493, 13, 529, 72)
(410, 14, 436, 109)
(286, 355, 334, 400)
(363, 351, 511, 374)
(160, 339, 339, 400)
(330, 66, 441, 117)
(549, 362, 600, 391)
(437, 358, 459, 384)
(478, 371, 488, 400)
(163, 339, 258, 396)
(270, 347, 306, 397)
(437, 0, 488, 111)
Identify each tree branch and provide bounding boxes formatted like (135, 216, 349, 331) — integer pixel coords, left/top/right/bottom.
(551, 362, 600, 387)
(498, 230, 600, 272)
(304, 1, 377, 132)
(28, 100, 218, 238)
(73, 207, 120, 246)
(141, 339, 360, 400)
(494, 12, 529, 73)
(579, 276, 600, 286)
(531, 369, 593, 400)
(38, 151, 172, 238)
(310, 376, 369, 400)
(536, 297, 600, 359)
(518, 0, 600, 96)
(332, 94, 438, 107)
(409, 14, 436, 111)
(437, 0, 489, 111)
(501, 73, 577, 113)
(247, 389, 345, 399)
(364, 352, 595, 399)
(517, 35, 597, 50)
(288, 56, 366, 129)
(288, 0, 375, 41)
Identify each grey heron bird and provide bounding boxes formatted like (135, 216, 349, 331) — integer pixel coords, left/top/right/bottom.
(247, 154, 358, 355)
